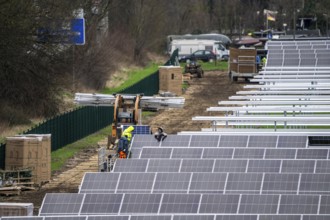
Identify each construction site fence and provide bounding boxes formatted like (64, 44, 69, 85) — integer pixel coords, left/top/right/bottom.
(0, 49, 179, 169)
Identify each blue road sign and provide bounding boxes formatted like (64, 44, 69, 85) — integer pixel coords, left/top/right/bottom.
(71, 18, 85, 45)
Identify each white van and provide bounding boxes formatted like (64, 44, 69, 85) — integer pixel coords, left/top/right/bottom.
(169, 39, 229, 60)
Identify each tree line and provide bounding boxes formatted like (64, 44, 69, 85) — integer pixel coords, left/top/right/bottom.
(1, 0, 329, 126)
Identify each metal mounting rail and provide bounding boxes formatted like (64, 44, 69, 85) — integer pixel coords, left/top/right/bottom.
(218, 100, 330, 106)
(74, 93, 185, 109)
(236, 90, 330, 95)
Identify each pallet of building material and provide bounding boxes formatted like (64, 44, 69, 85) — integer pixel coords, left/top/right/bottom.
(0, 186, 21, 196)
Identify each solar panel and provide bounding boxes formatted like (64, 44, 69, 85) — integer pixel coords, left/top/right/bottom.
(189, 173, 227, 193)
(315, 160, 330, 173)
(297, 149, 328, 159)
(281, 160, 315, 173)
(199, 194, 239, 213)
(247, 160, 281, 173)
(239, 194, 279, 214)
(277, 136, 307, 148)
(87, 217, 129, 220)
(121, 125, 151, 135)
(202, 148, 234, 159)
(189, 135, 220, 147)
(213, 159, 247, 173)
(117, 173, 155, 193)
(130, 216, 171, 220)
(234, 148, 264, 159)
(160, 135, 191, 147)
(258, 216, 301, 220)
(39, 193, 84, 216)
(219, 135, 248, 148)
(45, 217, 86, 220)
(264, 149, 296, 159)
(80, 194, 123, 214)
(171, 148, 203, 158)
(120, 193, 161, 214)
(80, 173, 120, 193)
(146, 159, 181, 172)
(262, 173, 299, 194)
(130, 135, 160, 149)
(319, 196, 330, 214)
(180, 159, 214, 172)
(113, 159, 147, 172)
(173, 215, 215, 220)
(300, 174, 330, 194)
(153, 173, 191, 193)
(160, 194, 200, 213)
(216, 216, 258, 220)
(139, 148, 172, 159)
(225, 173, 262, 194)
(248, 136, 277, 148)
(279, 195, 319, 214)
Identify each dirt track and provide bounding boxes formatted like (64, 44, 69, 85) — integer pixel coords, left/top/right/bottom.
(0, 70, 244, 214)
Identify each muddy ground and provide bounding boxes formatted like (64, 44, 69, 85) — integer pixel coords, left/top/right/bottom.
(0, 71, 245, 215)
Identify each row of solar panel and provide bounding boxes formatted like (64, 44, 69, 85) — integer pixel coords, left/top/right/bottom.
(113, 158, 330, 173)
(79, 172, 330, 195)
(266, 59, 330, 67)
(135, 147, 330, 159)
(131, 135, 308, 149)
(267, 40, 330, 44)
(39, 193, 330, 215)
(268, 54, 330, 59)
(268, 49, 330, 54)
(267, 45, 330, 50)
(4, 215, 330, 220)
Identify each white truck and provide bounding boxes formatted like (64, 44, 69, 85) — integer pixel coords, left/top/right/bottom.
(169, 39, 229, 61)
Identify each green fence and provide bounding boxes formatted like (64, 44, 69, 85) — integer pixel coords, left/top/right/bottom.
(0, 49, 179, 169)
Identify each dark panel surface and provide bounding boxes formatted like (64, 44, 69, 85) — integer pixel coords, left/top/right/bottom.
(40, 193, 84, 215)
(80, 194, 123, 214)
(233, 148, 265, 159)
(189, 173, 227, 193)
(160, 194, 200, 213)
(202, 148, 233, 159)
(262, 173, 299, 194)
(147, 159, 181, 172)
(80, 173, 120, 193)
(213, 160, 247, 173)
(120, 194, 162, 214)
(190, 135, 220, 147)
(139, 148, 172, 159)
(281, 160, 315, 173)
(219, 135, 248, 148)
(239, 195, 279, 214)
(113, 159, 148, 172)
(153, 173, 191, 193)
(225, 173, 263, 193)
(199, 194, 240, 213)
(117, 173, 155, 193)
(180, 159, 214, 172)
(171, 148, 203, 158)
(247, 160, 281, 173)
(248, 136, 277, 148)
(279, 195, 319, 214)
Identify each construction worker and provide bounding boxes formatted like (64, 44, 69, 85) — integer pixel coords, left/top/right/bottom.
(262, 57, 267, 67)
(154, 127, 167, 142)
(122, 125, 134, 142)
(118, 126, 134, 158)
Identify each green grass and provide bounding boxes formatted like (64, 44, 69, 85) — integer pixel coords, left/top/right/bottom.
(180, 60, 228, 72)
(51, 125, 112, 172)
(102, 63, 160, 94)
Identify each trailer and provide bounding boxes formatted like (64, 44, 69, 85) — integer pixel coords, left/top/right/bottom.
(169, 39, 229, 61)
(229, 47, 267, 81)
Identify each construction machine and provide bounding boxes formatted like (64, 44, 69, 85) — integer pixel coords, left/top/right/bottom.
(74, 93, 185, 159)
